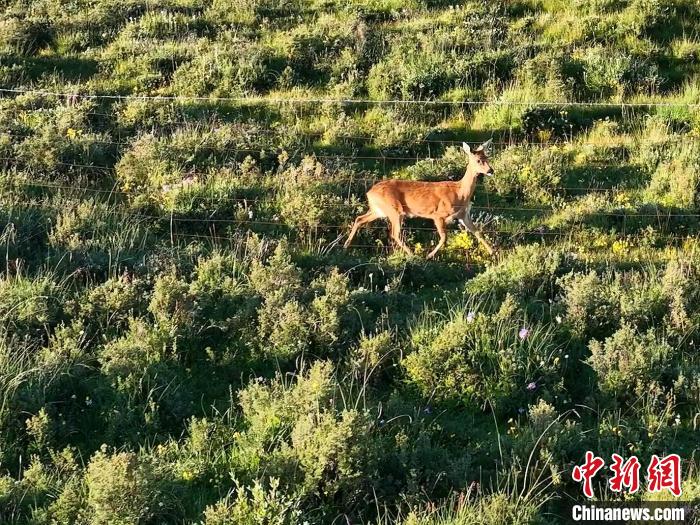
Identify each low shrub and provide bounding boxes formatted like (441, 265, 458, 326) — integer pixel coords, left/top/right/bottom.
(573, 46, 660, 98)
(559, 267, 672, 340)
(77, 274, 149, 333)
(225, 362, 374, 512)
(488, 145, 567, 205)
(588, 324, 675, 401)
(403, 304, 567, 411)
(248, 241, 302, 300)
(400, 492, 542, 525)
(276, 157, 355, 233)
(11, 102, 112, 174)
(203, 479, 301, 525)
(116, 125, 280, 201)
(205, 0, 305, 26)
(0, 273, 64, 338)
(170, 40, 276, 96)
(250, 244, 356, 360)
(85, 449, 159, 525)
(467, 244, 568, 300)
(49, 200, 151, 265)
(644, 141, 700, 208)
(400, 146, 466, 182)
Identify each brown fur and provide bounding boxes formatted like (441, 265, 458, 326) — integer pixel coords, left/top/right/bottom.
(344, 143, 495, 258)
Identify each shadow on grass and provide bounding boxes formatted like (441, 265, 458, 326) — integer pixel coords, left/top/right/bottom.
(0, 54, 99, 82)
(564, 203, 700, 236)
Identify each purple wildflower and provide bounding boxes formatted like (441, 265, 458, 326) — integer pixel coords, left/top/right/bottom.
(518, 327, 530, 340)
(466, 311, 476, 323)
(526, 381, 537, 392)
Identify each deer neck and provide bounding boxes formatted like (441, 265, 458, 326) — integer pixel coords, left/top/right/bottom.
(458, 164, 479, 201)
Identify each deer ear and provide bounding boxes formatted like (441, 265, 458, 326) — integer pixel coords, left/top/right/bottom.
(481, 138, 493, 151)
(462, 142, 471, 154)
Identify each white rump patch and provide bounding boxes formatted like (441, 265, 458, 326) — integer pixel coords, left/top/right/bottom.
(370, 204, 387, 218)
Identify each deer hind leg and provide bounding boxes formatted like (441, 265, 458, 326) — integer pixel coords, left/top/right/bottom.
(387, 212, 412, 255)
(460, 215, 495, 255)
(344, 210, 380, 248)
(427, 217, 447, 259)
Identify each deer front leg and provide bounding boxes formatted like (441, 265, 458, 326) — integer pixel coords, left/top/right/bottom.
(387, 213, 412, 255)
(427, 217, 447, 259)
(459, 215, 494, 255)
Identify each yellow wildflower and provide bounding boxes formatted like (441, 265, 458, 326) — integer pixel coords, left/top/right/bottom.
(181, 469, 194, 481)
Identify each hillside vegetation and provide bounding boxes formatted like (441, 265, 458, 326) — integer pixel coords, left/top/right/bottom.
(1, 0, 700, 523)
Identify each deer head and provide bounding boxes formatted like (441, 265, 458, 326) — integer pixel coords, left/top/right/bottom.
(462, 139, 494, 177)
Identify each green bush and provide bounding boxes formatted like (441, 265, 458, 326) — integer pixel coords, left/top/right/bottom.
(145, 255, 257, 360)
(170, 40, 276, 96)
(78, 274, 149, 333)
(203, 479, 301, 525)
(276, 156, 355, 233)
(85, 449, 158, 525)
(349, 330, 394, 377)
(559, 268, 670, 340)
(645, 141, 700, 208)
(11, 102, 112, 174)
(116, 125, 280, 202)
(205, 0, 305, 26)
(573, 46, 659, 98)
(249, 244, 357, 360)
(400, 492, 542, 525)
(49, 200, 151, 264)
(99, 318, 169, 384)
(588, 324, 675, 400)
(227, 362, 374, 511)
(0, 273, 64, 338)
(467, 245, 568, 299)
(488, 145, 566, 205)
(2, 0, 700, 521)
(248, 241, 302, 299)
(255, 289, 311, 360)
(400, 146, 466, 181)
(310, 268, 354, 347)
(148, 273, 196, 337)
(367, 51, 451, 101)
(403, 305, 566, 411)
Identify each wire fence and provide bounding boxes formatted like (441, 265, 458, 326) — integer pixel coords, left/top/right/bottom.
(0, 131, 654, 149)
(0, 158, 646, 195)
(6, 178, 700, 219)
(4, 195, 698, 241)
(3, 129, 695, 151)
(2, 88, 699, 250)
(2, 87, 699, 108)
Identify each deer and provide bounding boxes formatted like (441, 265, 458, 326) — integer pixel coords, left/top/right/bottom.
(344, 140, 495, 259)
